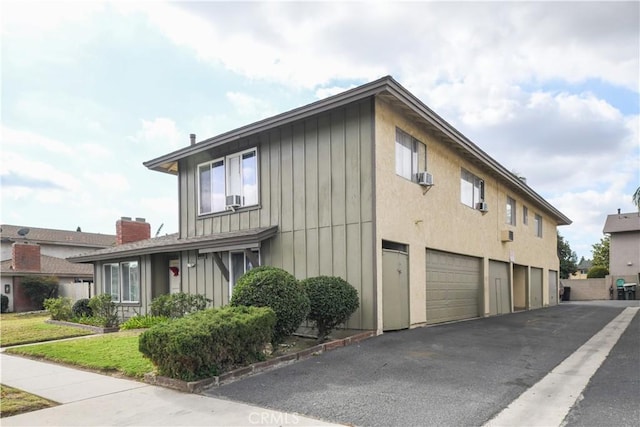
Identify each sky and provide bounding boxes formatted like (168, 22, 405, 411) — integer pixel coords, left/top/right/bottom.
(1, 0, 638, 261)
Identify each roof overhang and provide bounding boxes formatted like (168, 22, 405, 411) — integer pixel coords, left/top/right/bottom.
(68, 226, 279, 263)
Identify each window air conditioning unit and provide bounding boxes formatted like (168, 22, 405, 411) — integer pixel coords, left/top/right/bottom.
(476, 202, 488, 212)
(226, 195, 242, 209)
(416, 171, 434, 186)
(501, 230, 514, 242)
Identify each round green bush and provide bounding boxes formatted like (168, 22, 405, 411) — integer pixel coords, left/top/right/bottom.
(301, 276, 359, 341)
(587, 266, 609, 278)
(72, 298, 93, 318)
(230, 266, 310, 345)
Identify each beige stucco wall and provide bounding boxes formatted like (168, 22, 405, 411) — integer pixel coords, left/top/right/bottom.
(374, 97, 561, 330)
(562, 278, 609, 300)
(609, 231, 640, 279)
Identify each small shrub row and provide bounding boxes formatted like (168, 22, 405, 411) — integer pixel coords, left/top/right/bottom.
(43, 294, 119, 327)
(587, 266, 609, 278)
(230, 266, 360, 343)
(139, 306, 275, 381)
(150, 292, 210, 318)
(121, 315, 169, 330)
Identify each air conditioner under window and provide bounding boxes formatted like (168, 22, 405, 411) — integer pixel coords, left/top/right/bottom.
(226, 195, 242, 209)
(477, 202, 488, 212)
(416, 171, 434, 186)
(501, 229, 514, 242)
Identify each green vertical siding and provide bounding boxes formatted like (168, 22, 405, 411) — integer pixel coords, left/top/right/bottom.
(177, 99, 376, 329)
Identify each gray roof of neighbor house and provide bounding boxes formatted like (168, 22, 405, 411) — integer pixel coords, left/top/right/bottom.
(0, 255, 93, 277)
(603, 212, 640, 233)
(68, 226, 279, 263)
(143, 75, 571, 226)
(1, 224, 115, 248)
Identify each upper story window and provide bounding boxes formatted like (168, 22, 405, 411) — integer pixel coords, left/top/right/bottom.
(506, 196, 516, 225)
(395, 128, 426, 182)
(198, 148, 258, 215)
(534, 214, 543, 237)
(523, 206, 529, 225)
(460, 168, 485, 208)
(104, 261, 139, 303)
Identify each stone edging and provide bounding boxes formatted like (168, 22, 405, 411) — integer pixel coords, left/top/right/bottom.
(143, 330, 376, 394)
(45, 319, 120, 334)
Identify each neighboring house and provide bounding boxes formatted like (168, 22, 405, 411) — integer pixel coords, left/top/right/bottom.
(603, 210, 640, 286)
(1, 225, 115, 312)
(69, 76, 571, 333)
(570, 258, 592, 279)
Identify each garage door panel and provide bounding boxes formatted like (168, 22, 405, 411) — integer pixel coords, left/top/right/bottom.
(426, 249, 481, 325)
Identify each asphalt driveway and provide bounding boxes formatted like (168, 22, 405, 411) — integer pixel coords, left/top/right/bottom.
(205, 302, 639, 426)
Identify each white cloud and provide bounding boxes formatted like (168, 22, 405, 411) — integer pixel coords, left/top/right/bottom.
(226, 92, 276, 119)
(131, 117, 184, 150)
(1, 126, 74, 155)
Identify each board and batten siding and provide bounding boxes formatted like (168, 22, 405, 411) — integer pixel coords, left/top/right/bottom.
(176, 99, 376, 330)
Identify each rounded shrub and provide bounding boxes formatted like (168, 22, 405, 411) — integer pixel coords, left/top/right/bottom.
(301, 276, 360, 341)
(230, 266, 310, 345)
(587, 266, 609, 278)
(72, 298, 93, 318)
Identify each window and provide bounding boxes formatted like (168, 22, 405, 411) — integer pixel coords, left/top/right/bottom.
(103, 261, 139, 303)
(506, 196, 516, 225)
(460, 169, 485, 208)
(395, 128, 426, 181)
(198, 148, 258, 215)
(229, 250, 260, 295)
(534, 214, 543, 237)
(523, 206, 529, 225)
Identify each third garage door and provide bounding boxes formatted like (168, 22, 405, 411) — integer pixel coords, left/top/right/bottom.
(426, 249, 482, 324)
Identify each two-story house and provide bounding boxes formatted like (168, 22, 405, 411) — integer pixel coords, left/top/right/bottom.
(69, 76, 571, 332)
(603, 210, 640, 289)
(1, 225, 116, 312)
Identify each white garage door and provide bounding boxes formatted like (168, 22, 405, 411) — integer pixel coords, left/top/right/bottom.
(426, 249, 482, 324)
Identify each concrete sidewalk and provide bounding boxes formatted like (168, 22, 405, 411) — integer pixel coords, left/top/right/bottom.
(1, 353, 338, 426)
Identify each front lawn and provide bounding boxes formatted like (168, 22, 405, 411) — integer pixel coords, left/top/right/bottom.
(5, 331, 155, 379)
(0, 384, 58, 418)
(0, 313, 94, 347)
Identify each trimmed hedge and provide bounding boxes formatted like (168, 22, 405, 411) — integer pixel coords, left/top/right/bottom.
(301, 276, 359, 341)
(120, 315, 169, 330)
(138, 306, 275, 381)
(149, 292, 210, 318)
(1, 294, 8, 313)
(230, 266, 310, 345)
(587, 266, 609, 278)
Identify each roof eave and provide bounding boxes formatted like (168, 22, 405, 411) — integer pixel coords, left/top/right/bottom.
(143, 76, 394, 172)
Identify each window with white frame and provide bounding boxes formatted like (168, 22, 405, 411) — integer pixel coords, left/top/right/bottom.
(198, 148, 258, 215)
(395, 128, 426, 181)
(103, 261, 139, 303)
(460, 168, 485, 208)
(506, 196, 516, 225)
(229, 249, 260, 296)
(523, 206, 529, 225)
(534, 214, 543, 237)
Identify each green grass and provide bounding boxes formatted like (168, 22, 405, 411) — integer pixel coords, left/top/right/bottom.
(0, 384, 58, 418)
(0, 313, 94, 347)
(5, 331, 155, 378)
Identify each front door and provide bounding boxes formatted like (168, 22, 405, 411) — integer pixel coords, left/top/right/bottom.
(382, 248, 409, 331)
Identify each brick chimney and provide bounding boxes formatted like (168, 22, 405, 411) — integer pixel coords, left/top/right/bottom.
(12, 242, 41, 271)
(116, 217, 151, 245)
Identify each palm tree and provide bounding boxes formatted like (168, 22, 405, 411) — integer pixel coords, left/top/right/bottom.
(634, 186, 640, 210)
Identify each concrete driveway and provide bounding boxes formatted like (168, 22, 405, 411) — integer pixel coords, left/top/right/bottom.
(205, 302, 639, 426)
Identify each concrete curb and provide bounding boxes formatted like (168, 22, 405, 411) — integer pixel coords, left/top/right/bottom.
(144, 330, 376, 393)
(45, 319, 119, 334)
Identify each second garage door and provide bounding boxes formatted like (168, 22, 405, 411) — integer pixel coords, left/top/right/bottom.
(426, 249, 482, 324)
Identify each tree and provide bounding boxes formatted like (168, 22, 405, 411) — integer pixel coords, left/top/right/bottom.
(591, 236, 610, 269)
(633, 186, 640, 210)
(557, 232, 578, 279)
